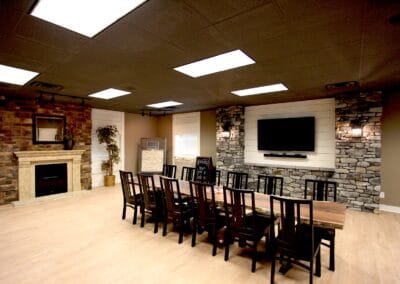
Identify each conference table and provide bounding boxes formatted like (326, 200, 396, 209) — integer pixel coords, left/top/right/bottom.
(136, 175, 346, 230)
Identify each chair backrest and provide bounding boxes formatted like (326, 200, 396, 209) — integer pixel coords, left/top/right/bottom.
(304, 179, 337, 201)
(160, 176, 183, 215)
(162, 164, 177, 178)
(120, 170, 141, 203)
(226, 171, 248, 189)
(270, 195, 314, 256)
(181, 166, 195, 181)
(194, 168, 221, 186)
(223, 186, 256, 238)
(256, 175, 283, 195)
(137, 173, 157, 209)
(189, 180, 217, 227)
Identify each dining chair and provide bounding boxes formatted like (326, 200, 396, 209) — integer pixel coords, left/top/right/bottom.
(226, 171, 248, 189)
(305, 179, 337, 271)
(223, 186, 272, 272)
(159, 176, 194, 244)
(181, 166, 195, 181)
(137, 173, 163, 233)
(194, 168, 221, 186)
(162, 164, 177, 178)
(256, 175, 283, 195)
(119, 170, 142, 224)
(189, 180, 224, 256)
(270, 195, 321, 284)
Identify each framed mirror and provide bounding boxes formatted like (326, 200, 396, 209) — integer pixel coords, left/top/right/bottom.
(33, 114, 65, 144)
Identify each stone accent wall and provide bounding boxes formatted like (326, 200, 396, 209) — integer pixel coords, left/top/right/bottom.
(0, 95, 92, 204)
(335, 92, 382, 212)
(216, 93, 382, 212)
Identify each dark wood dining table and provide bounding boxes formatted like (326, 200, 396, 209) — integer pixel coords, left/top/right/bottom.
(136, 175, 346, 230)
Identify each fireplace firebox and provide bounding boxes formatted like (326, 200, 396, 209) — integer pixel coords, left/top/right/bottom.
(35, 163, 67, 197)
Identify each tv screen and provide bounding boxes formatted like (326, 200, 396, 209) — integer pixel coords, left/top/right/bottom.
(257, 117, 315, 151)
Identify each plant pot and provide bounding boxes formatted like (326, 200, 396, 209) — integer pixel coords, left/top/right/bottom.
(104, 175, 115, 187)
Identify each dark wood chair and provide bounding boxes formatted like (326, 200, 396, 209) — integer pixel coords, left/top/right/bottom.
(181, 166, 195, 181)
(159, 176, 194, 244)
(137, 173, 163, 233)
(305, 179, 337, 271)
(189, 180, 225, 256)
(119, 170, 142, 224)
(223, 186, 272, 272)
(270, 195, 321, 284)
(194, 168, 221, 186)
(226, 171, 248, 189)
(162, 164, 177, 178)
(256, 175, 283, 195)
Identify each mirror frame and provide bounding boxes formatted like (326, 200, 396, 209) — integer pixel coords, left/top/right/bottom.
(32, 114, 66, 144)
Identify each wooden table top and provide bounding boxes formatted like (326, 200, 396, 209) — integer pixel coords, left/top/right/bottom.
(136, 175, 346, 230)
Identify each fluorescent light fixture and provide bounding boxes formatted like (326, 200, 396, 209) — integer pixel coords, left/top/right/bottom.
(30, 0, 148, 38)
(88, 88, 130, 100)
(231, 83, 288, 96)
(174, 50, 255, 78)
(147, 101, 183, 108)
(0, 64, 39, 85)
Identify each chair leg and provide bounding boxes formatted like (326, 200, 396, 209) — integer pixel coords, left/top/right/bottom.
(224, 232, 230, 261)
(316, 248, 321, 277)
(154, 211, 159, 234)
(329, 238, 335, 271)
(122, 204, 126, 220)
(178, 219, 184, 244)
(133, 206, 137, 224)
(251, 240, 258, 272)
(270, 252, 275, 284)
(309, 255, 313, 284)
(211, 227, 217, 256)
(191, 222, 197, 247)
(140, 209, 145, 227)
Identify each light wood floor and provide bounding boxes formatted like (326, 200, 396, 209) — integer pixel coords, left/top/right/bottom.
(0, 186, 399, 284)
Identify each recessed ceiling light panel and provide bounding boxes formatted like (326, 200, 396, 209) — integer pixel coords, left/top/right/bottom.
(88, 88, 130, 100)
(0, 64, 39, 85)
(231, 83, 288, 96)
(30, 0, 148, 38)
(174, 50, 255, 78)
(147, 101, 183, 108)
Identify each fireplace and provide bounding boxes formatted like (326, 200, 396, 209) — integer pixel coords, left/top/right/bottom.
(14, 150, 85, 201)
(35, 163, 68, 197)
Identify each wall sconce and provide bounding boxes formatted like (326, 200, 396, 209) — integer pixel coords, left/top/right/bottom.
(221, 121, 232, 138)
(350, 119, 363, 137)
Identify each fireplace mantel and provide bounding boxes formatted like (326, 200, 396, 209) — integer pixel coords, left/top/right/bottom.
(14, 150, 85, 201)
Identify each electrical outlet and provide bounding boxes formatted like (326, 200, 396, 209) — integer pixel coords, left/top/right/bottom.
(380, 192, 385, 198)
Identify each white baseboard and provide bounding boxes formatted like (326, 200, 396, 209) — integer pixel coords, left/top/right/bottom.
(380, 204, 400, 214)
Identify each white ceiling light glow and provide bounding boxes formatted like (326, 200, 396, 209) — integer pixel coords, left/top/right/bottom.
(88, 88, 130, 100)
(147, 101, 183, 108)
(174, 50, 255, 78)
(231, 83, 288, 96)
(30, 0, 148, 38)
(0, 64, 39, 85)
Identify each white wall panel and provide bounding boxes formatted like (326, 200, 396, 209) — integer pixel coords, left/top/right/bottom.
(91, 108, 125, 187)
(244, 98, 335, 169)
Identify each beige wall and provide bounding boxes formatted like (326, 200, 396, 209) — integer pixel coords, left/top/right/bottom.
(157, 115, 173, 164)
(200, 110, 217, 165)
(382, 93, 400, 207)
(124, 113, 158, 174)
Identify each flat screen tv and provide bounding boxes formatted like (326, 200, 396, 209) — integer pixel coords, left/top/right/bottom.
(257, 117, 315, 151)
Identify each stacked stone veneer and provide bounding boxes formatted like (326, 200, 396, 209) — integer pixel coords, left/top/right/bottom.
(0, 95, 92, 204)
(216, 93, 382, 212)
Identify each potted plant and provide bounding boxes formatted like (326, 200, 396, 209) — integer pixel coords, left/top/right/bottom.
(96, 125, 120, 186)
(64, 119, 76, 150)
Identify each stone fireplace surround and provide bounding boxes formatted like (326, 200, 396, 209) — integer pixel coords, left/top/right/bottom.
(14, 150, 85, 201)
